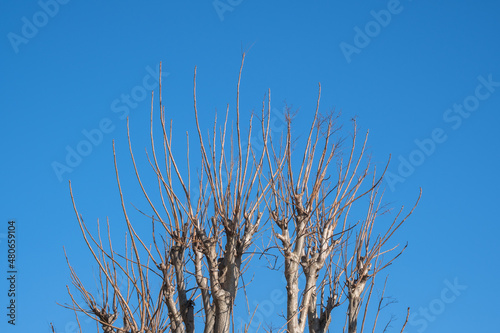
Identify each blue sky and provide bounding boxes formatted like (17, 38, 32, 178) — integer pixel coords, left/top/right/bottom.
(1, 1, 499, 332)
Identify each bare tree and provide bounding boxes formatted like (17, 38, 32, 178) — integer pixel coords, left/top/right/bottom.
(264, 84, 419, 333)
(54, 54, 419, 333)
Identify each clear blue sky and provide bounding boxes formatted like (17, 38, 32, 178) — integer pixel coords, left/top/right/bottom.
(1, 1, 499, 332)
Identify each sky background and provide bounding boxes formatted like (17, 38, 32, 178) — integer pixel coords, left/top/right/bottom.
(1, 1, 500, 332)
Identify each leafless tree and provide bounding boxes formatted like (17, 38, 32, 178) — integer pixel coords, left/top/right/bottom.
(54, 54, 419, 333)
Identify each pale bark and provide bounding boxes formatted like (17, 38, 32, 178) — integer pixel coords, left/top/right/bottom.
(56, 55, 419, 333)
